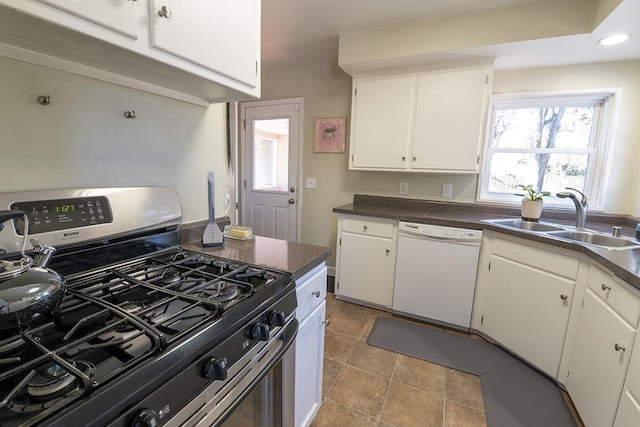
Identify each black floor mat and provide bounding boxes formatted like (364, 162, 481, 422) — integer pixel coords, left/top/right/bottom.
(367, 316, 577, 427)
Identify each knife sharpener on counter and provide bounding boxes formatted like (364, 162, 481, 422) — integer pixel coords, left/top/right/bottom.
(202, 171, 224, 247)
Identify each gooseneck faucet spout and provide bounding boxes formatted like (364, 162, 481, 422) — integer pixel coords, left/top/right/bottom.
(556, 187, 589, 230)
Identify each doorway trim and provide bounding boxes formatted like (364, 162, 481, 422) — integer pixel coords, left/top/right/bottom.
(239, 97, 304, 242)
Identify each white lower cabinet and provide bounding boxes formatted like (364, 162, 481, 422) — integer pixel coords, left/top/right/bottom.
(335, 216, 396, 308)
(614, 311, 640, 427)
(476, 236, 578, 377)
(614, 392, 640, 427)
(294, 263, 327, 427)
(565, 266, 640, 427)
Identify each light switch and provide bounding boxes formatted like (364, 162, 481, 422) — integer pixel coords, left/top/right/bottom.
(305, 177, 316, 189)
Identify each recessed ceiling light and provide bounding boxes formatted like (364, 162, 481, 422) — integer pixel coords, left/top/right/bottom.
(598, 34, 630, 46)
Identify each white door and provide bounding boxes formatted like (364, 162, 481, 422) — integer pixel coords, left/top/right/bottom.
(240, 99, 301, 241)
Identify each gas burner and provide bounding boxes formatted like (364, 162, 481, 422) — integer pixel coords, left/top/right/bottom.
(200, 283, 239, 303)
(0, 337, 26, 365)
(27, 360, 95, 402)
(176, 278, 206, 293)
(159, 267, 182, 285)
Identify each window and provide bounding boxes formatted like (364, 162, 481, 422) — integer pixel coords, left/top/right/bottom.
(253, 136, 278, 190)
(478, 91, 618, 210)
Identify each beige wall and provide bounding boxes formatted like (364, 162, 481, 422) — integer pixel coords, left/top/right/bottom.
(263, 59, 640, 269)
(0, 56, 231, 224)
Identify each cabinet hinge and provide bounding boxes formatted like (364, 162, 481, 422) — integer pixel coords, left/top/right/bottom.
(351, 154, 354, 162)
(488, 261, 491, 271)
(243, 180, 246, 189)
(242, 119, 246, 130)
(354, 87, 357, 96)
(581, 299, 584, 308)
(339, 237, 342, 245)
(336, 281, 339, 291)
(256, 61, 258, 76)
(486, 75, 489, 84)
(481, 315, 484, 325)
(477, 155, 480, 164)
(567, 370, 570, 378)
(235, 202, 240, 209)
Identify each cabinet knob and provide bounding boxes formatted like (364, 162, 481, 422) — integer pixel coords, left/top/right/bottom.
(615, 343, 626, 352)
(363, 225, 368, 232)
(323, 318, 331, 327)
(412, 156, 417, 161)
(560, 294, 568, 300)
(312, 290, 321, 298)
(385, 249, 390, 255)
(402, 156, 406, 161)
(601, 283, 611, 291)
(157, 5, 172, 19)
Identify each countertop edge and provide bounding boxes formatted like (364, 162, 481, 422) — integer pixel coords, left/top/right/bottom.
(334, 204, 640, 291)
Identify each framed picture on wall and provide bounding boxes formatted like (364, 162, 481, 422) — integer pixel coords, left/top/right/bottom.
(314, 117, 346, 153)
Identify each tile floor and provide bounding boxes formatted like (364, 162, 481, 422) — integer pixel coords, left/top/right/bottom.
(312, 293, 487, 427)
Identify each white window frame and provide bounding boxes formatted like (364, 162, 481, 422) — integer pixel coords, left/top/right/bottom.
(477, 89, 621, 211)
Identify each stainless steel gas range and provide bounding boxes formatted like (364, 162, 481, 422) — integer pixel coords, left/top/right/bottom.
(0, 187, 297, 427)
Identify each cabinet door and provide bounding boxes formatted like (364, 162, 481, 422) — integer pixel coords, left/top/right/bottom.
(482, 255, 575, 377)
(350, 76, 415, 169)
(338, 232, 393, 306)
(614, 392, 640, 427)
(411, 68, 488, 172)
(567, 289, 636, 427)
(34, 0, 138, 38)
(150, 0, 260, 88)
(295, 301, 326, 427)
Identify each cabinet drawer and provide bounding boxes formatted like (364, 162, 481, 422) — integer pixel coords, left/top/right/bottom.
(296, 264, 327, 321)
(342, 218, 394, 238)
(589, 266, 640, 327)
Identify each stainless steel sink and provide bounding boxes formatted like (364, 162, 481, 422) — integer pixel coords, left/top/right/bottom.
(485, 218, 566, 232)
(546, 230, 640, 249)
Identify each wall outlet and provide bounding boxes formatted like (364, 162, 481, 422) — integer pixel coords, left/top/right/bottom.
(442, 184, 453, 198)
(305, 177, 316, 189)
(399, 182, 409, 195)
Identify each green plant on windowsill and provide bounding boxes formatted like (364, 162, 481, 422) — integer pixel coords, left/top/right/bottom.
(515, 184, 551, 201)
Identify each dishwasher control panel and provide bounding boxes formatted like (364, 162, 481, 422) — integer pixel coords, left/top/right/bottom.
(398, 222, 482, 241)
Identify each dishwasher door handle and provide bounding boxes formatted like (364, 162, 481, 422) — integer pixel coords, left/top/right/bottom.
(398, 232, 481, 246)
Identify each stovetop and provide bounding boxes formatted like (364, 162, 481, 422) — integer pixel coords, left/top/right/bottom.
(0, 248, 291, 426)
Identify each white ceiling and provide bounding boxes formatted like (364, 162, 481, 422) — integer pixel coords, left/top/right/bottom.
(261, 0, 640, 72)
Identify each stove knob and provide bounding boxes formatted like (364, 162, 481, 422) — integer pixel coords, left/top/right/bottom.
(249, 323, 270, 341)
(132, 409, 160, 427)
(204, 357, 228, 380)
(268, 310, 286, 327)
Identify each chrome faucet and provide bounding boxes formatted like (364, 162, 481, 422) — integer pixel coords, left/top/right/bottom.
(556, 187, 589, 230)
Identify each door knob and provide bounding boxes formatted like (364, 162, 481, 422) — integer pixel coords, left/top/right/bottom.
(288, 198, 295, 205)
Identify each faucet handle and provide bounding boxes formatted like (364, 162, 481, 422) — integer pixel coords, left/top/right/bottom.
(565, 187, 588, 206)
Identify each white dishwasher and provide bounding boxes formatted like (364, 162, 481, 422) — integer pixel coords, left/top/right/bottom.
(393, 222, 482, 330)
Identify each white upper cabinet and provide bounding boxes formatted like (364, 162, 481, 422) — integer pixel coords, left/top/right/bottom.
(349, 65, 492, 173)
(35, 0, 139, 39)
(351, 76, 415, 169)
(0, 0, 261, 105)
(150, 0, 259, 88)
(412, 68, 488, 171)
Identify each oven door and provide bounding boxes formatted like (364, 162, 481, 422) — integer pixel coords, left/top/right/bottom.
(167, 317, 297, 427)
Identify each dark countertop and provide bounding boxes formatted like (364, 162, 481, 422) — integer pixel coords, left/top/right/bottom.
(182, 236, 331, 281)
(333, 195, 640, 291)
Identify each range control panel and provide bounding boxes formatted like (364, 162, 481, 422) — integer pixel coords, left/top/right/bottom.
(10, 196, 113, 235)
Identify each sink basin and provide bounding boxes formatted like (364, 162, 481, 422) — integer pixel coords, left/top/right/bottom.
(485, 218, 566, 232)
(546, 230, 640, 249)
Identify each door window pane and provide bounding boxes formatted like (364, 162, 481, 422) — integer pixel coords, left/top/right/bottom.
(253, 119, 289, 192)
